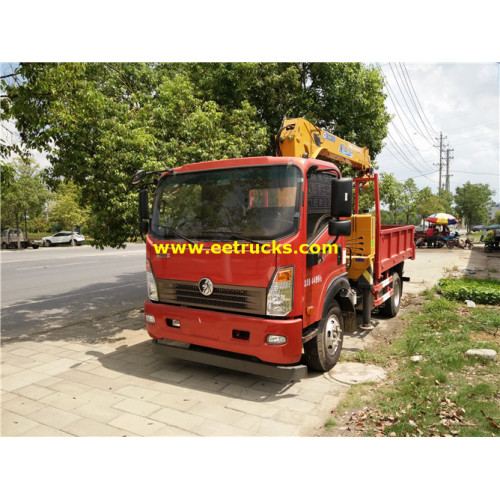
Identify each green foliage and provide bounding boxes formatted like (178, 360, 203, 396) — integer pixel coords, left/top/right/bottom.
(2, 62, 391, 247)
(414, 187, 444, 222)
(494, 210, 500, 224)
(454, 182, 495, 232)
(49, 180, 90, 230)
(438, 278, 500, 305)
(0, 158, 49, 235)
(379, 172, 403, 223)
(400, 178, 419, 224)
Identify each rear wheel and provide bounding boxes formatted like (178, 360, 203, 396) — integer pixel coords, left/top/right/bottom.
(304, 301, 344, 372)
(446, 240, 455, 249)
(380, 272, 402, 318)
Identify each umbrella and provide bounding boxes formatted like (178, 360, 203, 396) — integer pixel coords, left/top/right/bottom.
(486, 224, 500, 230)
(426, 213, 459, 225)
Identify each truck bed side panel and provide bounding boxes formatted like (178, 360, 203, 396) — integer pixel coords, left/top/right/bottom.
(377, 225, 415, 277)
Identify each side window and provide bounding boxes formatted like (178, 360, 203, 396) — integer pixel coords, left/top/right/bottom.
(307, 172, 332, 241)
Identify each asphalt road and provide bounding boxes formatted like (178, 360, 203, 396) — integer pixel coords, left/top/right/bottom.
(1, 243, 147, 339)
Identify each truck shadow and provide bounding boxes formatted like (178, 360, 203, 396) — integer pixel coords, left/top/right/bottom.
(83, 338, 333, 404)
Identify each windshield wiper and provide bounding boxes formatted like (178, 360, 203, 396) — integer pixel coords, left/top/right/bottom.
(161, 226, 196, 244)
(200, 230, 261, 245)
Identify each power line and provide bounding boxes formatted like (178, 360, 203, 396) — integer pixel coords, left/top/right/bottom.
(386, 63, 436, 147)
(384, 139, 438, 182)
(378, 64, 437, 168)
(400, 63, 439, 138)
(393, 63, 436, 143)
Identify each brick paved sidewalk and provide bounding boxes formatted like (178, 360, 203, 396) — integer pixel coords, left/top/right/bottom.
(1, 310, 349, 436)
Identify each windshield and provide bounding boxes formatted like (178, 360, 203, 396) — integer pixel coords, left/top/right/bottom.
(151, 164, 302, 241)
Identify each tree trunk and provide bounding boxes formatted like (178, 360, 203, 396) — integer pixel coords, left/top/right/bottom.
(16, 215, 21, 249)
(24, 210, 28, 240)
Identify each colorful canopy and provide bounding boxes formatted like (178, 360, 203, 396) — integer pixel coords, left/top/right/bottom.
(426, 213, 459, 225)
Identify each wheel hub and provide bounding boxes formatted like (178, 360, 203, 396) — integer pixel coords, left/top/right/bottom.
(324, 315, 341, 355)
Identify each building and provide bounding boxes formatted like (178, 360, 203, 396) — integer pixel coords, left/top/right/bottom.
(488, 202, 500, 221)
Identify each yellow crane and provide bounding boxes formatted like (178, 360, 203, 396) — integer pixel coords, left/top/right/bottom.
(275, 117, 372, 175)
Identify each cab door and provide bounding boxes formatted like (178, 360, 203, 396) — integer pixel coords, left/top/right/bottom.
(303, 171, 344, 327)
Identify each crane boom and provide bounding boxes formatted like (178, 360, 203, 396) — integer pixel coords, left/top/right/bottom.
(276, 117, 372, 174)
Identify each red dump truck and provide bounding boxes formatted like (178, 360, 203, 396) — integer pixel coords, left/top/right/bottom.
(132, 118, 415, 380)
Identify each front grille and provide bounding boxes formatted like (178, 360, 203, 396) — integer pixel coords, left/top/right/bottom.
(156, 279, 266, 315)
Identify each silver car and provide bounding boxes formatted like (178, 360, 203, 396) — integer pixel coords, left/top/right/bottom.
(42, 231, 85, 247)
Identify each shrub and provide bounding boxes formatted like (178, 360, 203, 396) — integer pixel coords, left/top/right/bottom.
(438, 278, 500, 305)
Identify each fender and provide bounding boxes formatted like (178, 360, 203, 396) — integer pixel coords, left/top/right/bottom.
(317, 273, 357, 336)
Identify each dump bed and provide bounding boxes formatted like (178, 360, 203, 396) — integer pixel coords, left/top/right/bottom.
(376, 224, 416, 279)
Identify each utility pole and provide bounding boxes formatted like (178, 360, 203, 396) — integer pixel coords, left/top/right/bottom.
(434, 132, 447, 193)
(444, 148, 454, 192)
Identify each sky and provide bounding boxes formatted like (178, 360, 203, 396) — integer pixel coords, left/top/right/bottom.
(374, 62, 499, 203)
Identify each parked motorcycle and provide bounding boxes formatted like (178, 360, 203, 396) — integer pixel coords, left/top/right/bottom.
(444, 232, 473, 249)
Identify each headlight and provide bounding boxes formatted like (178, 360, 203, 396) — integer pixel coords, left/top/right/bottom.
(146, 259, 158, 301)
(266, 266, 294, 316)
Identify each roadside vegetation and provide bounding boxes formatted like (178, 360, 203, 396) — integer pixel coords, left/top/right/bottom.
(328, 283, 500, 437)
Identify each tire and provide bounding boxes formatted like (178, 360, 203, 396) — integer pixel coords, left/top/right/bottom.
(1, 242, 6, 250)
(485, 244, 492, 253)
(304, 301, 344, 372)
(43, 240, 51, 247)
(380, 272, 402, 318)
(446, 240, 454, 249)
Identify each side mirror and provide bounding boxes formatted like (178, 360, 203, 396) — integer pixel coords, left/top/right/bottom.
(139, 189, 149, 220)
(131, 170, 147, 185)
(331, 178, 353, 217)
(139, 219, 149, 235)
(328, 220, 351, 236)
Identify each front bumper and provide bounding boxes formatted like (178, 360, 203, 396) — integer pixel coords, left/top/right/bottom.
(144, 301, 304, 365)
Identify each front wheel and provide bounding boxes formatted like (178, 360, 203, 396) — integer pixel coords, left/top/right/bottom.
(446, 240, 455, 249)
(44, 240, 51, 247)
(304, 301, 344, 372)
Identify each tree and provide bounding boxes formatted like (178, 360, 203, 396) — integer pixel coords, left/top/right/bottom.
(1, 63, 391, 247)
(414, 187, 444, 223)
(454, 182, 495, 233)
(0, 159, 49, 247)
(400, 178, 419, 225)
(50, 181, 90, 236)
(494, 210, 500, 224)
(379, 173, 403, 224)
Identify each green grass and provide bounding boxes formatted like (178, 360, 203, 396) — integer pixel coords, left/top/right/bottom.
(325, 418, 337, 431)
(329, 295, 500, 437)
